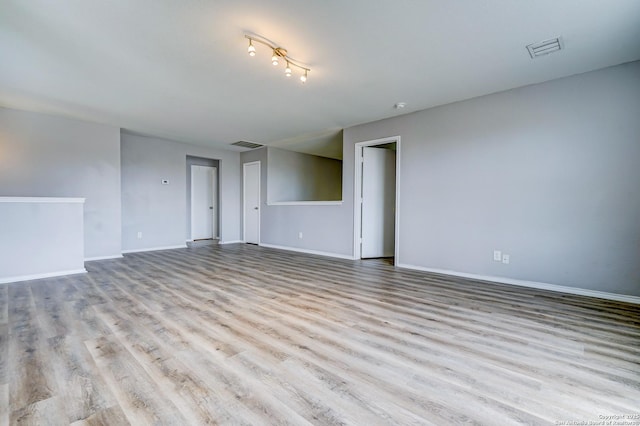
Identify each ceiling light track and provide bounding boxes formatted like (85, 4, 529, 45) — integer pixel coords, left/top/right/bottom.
(245, 34, 310, 83)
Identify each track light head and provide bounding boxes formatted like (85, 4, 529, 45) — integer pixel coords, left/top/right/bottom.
(244, 34, 310, 83)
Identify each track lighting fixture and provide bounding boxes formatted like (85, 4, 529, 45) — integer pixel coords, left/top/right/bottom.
(245, 34, 310, 83)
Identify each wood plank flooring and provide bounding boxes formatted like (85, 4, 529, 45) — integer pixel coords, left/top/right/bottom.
(1, 243, 639, 425)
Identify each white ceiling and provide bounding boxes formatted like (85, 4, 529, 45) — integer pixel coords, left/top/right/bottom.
(1, 0, 640, 157)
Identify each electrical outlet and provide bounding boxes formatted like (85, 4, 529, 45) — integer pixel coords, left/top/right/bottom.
(502, 254, 510, 264)
(298, 232, 303, 239)
(493, 250, 502, 261)
(137, 231, 142, 239)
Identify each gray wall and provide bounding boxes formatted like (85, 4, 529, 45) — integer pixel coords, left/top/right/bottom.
(0, 108, 122, 259)
(242, 61, 640, 296)
(241, 147, 353, 255)
(121, 133, 240, 251)
(344, 61, 640, 296)
(268, 147, 342, 202)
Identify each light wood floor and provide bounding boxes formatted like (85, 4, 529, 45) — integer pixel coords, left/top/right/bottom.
(1, 244, 639, 425)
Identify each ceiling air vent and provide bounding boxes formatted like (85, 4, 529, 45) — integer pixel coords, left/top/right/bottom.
(526, 37, 563, 58)
(231, 141, 264, 149)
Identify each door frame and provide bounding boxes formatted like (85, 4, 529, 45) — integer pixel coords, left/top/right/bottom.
(190, 165, 217, 241)
(243, 161, 261, 244)
(353, 136, 401, 263)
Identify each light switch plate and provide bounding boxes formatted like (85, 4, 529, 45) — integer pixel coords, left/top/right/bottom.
(493, 250, 502, 261)
(502, 254, 510, 264)
(161, 179, 169, 185)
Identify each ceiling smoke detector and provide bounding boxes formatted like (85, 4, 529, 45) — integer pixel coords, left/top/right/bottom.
(526, 37, 564, 58)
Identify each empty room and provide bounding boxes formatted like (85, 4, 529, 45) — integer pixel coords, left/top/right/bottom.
(1, 1, 639, 424)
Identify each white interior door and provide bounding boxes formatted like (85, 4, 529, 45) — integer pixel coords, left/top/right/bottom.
(361, 147, 396, 258)
(243, 162, 260, 244)
(191, 165, 216, 240)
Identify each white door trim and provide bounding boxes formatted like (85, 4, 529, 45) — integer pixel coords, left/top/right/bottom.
(211, 166, 218, 239)
(353, 136, 401, 263)
(243, 161, 261, 244)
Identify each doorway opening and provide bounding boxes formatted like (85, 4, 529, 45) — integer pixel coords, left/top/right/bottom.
(353, 137, 400, 263)
(187, 156, 219, 246)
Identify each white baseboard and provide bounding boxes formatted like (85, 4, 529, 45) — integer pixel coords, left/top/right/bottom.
(396, 263, 640, 305)
(84, 254, 123, 262)
(218, 240, 243, 245)
(122, 244, 187, 254)
(260, 243, 355, 260)
(0, 268, 87, 285)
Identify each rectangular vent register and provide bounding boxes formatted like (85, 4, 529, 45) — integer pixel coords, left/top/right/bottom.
(526, 37, 563, 58)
